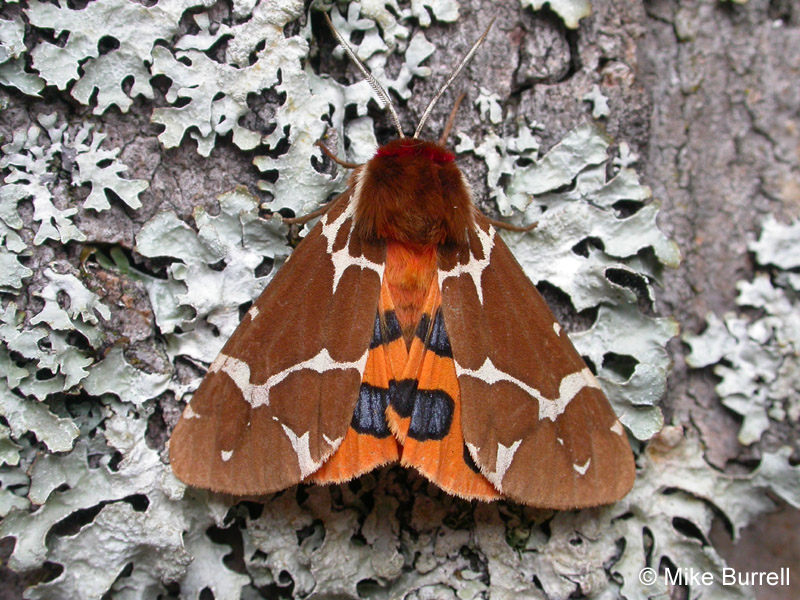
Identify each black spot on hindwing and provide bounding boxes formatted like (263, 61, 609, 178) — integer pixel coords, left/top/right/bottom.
(352, 383, 391, 438)
(389, 379, 417, 418)
(463, 443, 481, 474)
(407, 389, 454, 441)
(390, 380, 454, 442)
(414, 309, 452, 357)
(371, 310, 403, 349)
(414, 313, 431, 342)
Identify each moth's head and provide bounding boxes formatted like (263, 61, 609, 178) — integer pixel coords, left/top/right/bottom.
(325, 13, 494, 246)
(353, 138, 473, 247)
(375, 138, 455, 164)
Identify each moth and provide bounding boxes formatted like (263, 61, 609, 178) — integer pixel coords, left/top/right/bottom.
(169, 15, 635, 509)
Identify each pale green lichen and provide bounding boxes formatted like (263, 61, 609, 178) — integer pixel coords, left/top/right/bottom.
(355, 0, 460, 51)
(0, 99, 156, 566)
(0, 247, 32, 293)
(136, 187, 289, 362)
(150, 31, 288, 154)
(0, 16, 26, 63)
(71, 127, 149, 211)
(81, 347, 172, 407)
(0, 15, 45, 96)
(583, 84, 610, 119)
(0, 406, 249, 599)
(0, 113, 149, 246)
(249, 2, 373, 213)
(572, 304, 677, 440)
(31, 269, 111, 335)
(520, 0, 592, 29)
(749, 214, 800, 270)
(233, 427, 799, 600)
(1, 117, 85, 246)
(614, 141, 639, 169)
(0, 57, 45, 97)
(613, 427, 799, 600)
(0, 423, 21, 467)
(684, 216, 800, 444)
(475, 88, 504, 125)
(26, 0, 216, 113)
(0, 296, 97, 403)
(0, 379, 80, 454)
(253, 1, 432, 215)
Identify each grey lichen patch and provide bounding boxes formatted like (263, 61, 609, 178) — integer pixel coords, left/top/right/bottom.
(573, 304, 677, 440)
(0, 247, 32, 293)
(0, 407, 249, 598)
(2, 280, 99, 402)
(748, 215, 800, 270)
(613, 426, 799, 600)
(0, 15, 26, 64)
(71, 127, 149, 212)
(685, 216, 800, 445)
(82, 347, 172, 406)
(0, 102, 172, 596)
(1, 115, 84, 246)
(349, 0, 459, 51)
(136, 187, 288, 362)
(26, 0, 216, 113)
(474, 88, 504, 124)
(229, 427, 800, 600)
(520, 0, 592, 29)
(0, 56, 45, 97)
(582, 84, 610, 119)
(149, 1, 305, 156)
(0, 379, 80, 454)
(0, 14, 44, 96)
(253, 2, 437, 216)
(0, 113, 149, 246)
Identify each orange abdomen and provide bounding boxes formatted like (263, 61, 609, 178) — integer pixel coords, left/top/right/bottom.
(384, 241, 437, 343)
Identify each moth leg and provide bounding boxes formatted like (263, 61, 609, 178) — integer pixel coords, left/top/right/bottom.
(484, 217, 538, 233)
(315, 140, 362, 169)
(281, 202, 335, 225)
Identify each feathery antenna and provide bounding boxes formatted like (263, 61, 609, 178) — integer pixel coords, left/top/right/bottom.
(324, 12, 405, 139)
(413, 18, 495, 139)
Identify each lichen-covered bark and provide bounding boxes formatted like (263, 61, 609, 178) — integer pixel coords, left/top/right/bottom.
(0, 0, 798, 598)
(639, 0, 800, 586)
(641, 0, 799, 460)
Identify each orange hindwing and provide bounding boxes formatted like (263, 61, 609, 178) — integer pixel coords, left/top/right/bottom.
(386, 279, 500, 500)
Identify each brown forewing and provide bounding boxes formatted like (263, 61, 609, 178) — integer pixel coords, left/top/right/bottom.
(169, 193, 385, 495)
(438, 214, 635, 509)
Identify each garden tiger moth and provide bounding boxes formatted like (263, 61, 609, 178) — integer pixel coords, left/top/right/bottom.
(168, 14, 635, 509)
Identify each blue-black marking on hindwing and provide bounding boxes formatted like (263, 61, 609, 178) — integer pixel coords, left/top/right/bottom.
(389, 379, 417, 418)
(371, 310, 403, 349)
(415, 309, 452, 357)
(358, 311, 403, 437)
(387, 310, 457, 441)
(407, 389, 454, 441)
(463, 443, 482, 474)
(390, 379, 455, 441)
(352, 383, 392, 438)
